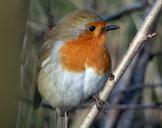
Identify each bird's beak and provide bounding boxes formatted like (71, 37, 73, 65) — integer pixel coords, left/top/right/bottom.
(104, 24, 120, 31)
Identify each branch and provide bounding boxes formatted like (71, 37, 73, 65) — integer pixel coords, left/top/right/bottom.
(80, 0, 162, 128)
(105, 103, 162, 110)
(150, 51, 162, 59)
(47, 0, 55, 30)
(144, 32, 158, 40)
(111, 82, 162, 96)
(104, 1, 148, 21)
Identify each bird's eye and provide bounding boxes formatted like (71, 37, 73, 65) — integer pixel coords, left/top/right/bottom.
(88, 26, 96, 31)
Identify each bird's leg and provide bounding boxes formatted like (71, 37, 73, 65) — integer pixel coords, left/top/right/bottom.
(56, 110, 61, 128)
(92, 95, 106, 114)
(64, 111, 69, 128)
(108, 73, 115, 81)
(56, 109, 68, 128)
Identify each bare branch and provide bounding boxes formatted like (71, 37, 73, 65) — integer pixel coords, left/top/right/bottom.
(47, 0, 55, 30)
(104, 1, 148, 21)
(111, 82, 162, 96)
(144, 32, 158, 41)
(105, 103, 162, 110)
(151, 51, 162, 57)
(80, 0, 162, 128)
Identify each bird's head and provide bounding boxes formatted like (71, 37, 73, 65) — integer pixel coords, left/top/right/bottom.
(50, 9, 119, 42)
(47, 9, 120, 73)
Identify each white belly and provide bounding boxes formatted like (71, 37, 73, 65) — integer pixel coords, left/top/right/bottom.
(38, 64, 108, 110)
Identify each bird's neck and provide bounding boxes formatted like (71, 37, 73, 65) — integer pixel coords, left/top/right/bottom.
(59, 34, 111, 74)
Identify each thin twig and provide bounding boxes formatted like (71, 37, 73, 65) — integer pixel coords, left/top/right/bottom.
(144, 32, 158, 41)
(80, 1, 162, 128)
(104, 1, 148, 21)
(151, 51, 162, 57)
(47, 0, 55, 30)
(105, 103, 162, 110)
(111, 82, 162, 96)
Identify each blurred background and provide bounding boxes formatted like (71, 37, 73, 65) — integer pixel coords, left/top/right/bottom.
(0, 0, 162, 128)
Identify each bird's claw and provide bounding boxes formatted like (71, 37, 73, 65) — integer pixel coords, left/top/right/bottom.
(109, 73, 115, 81)
(92, 95, 106, 114)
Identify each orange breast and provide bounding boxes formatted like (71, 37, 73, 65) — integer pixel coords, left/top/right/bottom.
(59, 34, 111, 74)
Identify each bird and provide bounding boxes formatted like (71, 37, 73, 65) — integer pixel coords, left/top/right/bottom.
(33, 9, 119, 127)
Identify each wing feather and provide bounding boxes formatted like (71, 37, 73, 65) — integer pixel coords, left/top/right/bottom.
(33, 41, 54, 109)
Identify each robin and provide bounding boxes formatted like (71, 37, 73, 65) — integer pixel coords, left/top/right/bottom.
(33, 9, 119, 127)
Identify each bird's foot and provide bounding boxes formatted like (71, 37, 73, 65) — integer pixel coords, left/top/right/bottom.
(109, 73, 115, 81)
(92, 95, 106, 114)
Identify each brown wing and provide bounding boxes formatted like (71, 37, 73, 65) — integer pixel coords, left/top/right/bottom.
(33, 41, 54, 110)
